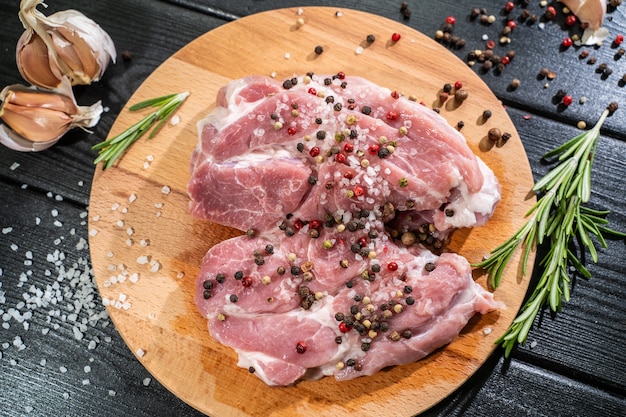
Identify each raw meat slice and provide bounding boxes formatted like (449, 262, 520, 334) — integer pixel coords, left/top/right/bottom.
(188, 73, 502, 386)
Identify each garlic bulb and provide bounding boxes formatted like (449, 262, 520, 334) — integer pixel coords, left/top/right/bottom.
(16, 0, 116, 90)
(0, 80, 102, 152)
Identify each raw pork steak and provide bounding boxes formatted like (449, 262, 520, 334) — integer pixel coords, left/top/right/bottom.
(188, 73, 502, 386)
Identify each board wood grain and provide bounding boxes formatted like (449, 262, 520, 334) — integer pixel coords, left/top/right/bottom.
(88, 7, 536, 417)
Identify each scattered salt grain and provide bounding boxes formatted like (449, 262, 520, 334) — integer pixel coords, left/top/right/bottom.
(40, 358, 47, 366)
(137, 255, 149, 265)
(126, 227, 134, 236)
(59, 366, 67, 373)
(78, 180, 84, 186)
(111, 203, 120, 211)
(84, 365, 91, 373)
(149, 260, 161, 273)
(82, 379, 90, 386)
(89, 229, 98, 237)
(116, 220, 124, 228)
(355, 46, 364, 55)
(483, 327, 492, 335)
(55, 195, 63, 201)
(108, 390, 116, 397)
(161, 186, 171, 195)
(10, 162, 20, 171)
(170, 115, 180, 126)
(63, 392, 70, 400)
(284, 52, 291, 59)
(143, 377, 151, 386)
(176, 271, 185, 279)
(297, 7, 304, 15)
(530, 340, 538, 348)
(129, 273, 139, 283)
(136, 348, 145, 357)
(139, 239, 150, 247)
(24, 406, 33, 413)
(129, 194, 137, 203)
(2, 227, 13, 234)
(147, 155, 154, 162)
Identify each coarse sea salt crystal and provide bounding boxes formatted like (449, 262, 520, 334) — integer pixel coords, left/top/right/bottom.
(143, 377, 151, 386)
(2, 227, 13, 234)
(10, 162, 20, 170)
(137, 255, 149, 265)
(161, 186, 171, 195)
(355, 46, 364, 55)
(170, 115, 180, 126)
(136, 348, 145, 357)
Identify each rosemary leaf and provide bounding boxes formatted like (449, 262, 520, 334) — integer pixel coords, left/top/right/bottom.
(92, 91, 189, 169)
(472, 103, 624, 357)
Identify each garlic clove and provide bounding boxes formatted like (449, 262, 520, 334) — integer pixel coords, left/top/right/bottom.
(16, 31, 64, 90)
(17, 0, 116, 89)
(560, 0, 606, 31)
(0, 81, 103, 151)
(1, 101, 74, 143)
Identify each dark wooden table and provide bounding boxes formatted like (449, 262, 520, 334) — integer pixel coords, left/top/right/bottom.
(1, 1, 624, 416)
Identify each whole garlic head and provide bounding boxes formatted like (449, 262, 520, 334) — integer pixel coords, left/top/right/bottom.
(16, 0, 117, 89)
(0, 79, 103, 152)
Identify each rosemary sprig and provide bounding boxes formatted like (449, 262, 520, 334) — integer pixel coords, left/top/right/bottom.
(92, 91, 189, 169)
(473, 103, 625, 357)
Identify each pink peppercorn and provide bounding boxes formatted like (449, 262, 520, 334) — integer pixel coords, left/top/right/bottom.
(368, 144, 380, 154)
(546, 6, 556, 19)
(445, 16, 456, 25)
(309, 220, 321, 229)
(296, 341, 307, 354)
(615, 34, 624, 45)
(344, 143, 354, 153)
(335, 153, 347, 163)
(391, 33, 401, 42)
(504, 1, 514, 12)
(386, 110, 398, 120)
(337, 71, 346, 80)
(391, 90, 400, 99)
(565, 15, 577, 26)
(339, 322, 351, 333)
(501, 56, 511, 65)
(454, 80, 463, 90)
(308, 87, 317, 95)
(387, 262, 398, 271)
(562, 37, 573, 47)
(242, 276, 253, 287)
(506, 20, 517, 30)
(309, 146, 320, 157)
(486, 40, 495, 49)
(353, 185, 365, 196)
(562, 95, 573, 106)
(287, 126, 297, 135)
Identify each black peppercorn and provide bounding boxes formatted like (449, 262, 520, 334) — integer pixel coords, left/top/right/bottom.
(314, 45, 324, 55)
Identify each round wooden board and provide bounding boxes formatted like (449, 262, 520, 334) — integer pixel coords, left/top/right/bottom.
(88, 7, 535, 417)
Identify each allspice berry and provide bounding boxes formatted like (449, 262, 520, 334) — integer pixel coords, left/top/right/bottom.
(488, 127, 502, 142)
(454, 89, 469, 102)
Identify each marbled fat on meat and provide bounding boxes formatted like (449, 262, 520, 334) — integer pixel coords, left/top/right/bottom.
(188, 73, 502, 386)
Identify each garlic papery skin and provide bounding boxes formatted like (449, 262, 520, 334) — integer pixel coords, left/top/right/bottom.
(17, 0, 116, 89)
(0, 82, 103, 152)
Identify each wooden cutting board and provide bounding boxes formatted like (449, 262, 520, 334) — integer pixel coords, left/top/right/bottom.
(89, 7, 535, 417)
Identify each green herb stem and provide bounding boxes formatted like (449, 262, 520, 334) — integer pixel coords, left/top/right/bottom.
(92, 91, 189, 169)
(473, 105, 624, 356)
